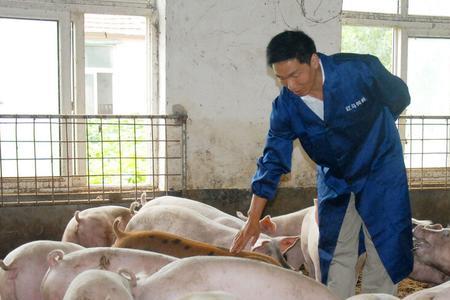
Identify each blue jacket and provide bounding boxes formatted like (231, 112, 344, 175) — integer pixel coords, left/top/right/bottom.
(252, 53, 413, 284)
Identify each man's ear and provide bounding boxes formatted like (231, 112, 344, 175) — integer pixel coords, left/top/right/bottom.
(310, 53, 320, 69)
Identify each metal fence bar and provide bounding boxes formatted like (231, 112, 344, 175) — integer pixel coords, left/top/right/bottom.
(50, 117, 55, 202)
(151, 117, 156, 200)
(85, 117, 91, 203)
(164, 118, 169, 195)
(133, 117, 138, 201)
(14, 118, 19, 203)
(33, 118, 38, 202)
(0, 126, 3, 203)
(445, 119, 450, 189)
(65, 116, 71, 202)
(118, 118, 123, 196)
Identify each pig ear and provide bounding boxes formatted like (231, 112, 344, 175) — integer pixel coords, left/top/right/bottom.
(74, 210, 82, 223)
(47, 249, 65, 267)
(424, 223, 444, 231)
(112, 218, 126, 241)
(129, 201, 140, 214)
(140, 191, 147, 206)
(260, 215, 277, 234)
(0, 260, 10, 271)
(118, 268, 137, 288)
(412, 218, 432, 226)
(236, 211, 247, 221)
(278, 236, 300, 254)
(251, 239, 270, 251)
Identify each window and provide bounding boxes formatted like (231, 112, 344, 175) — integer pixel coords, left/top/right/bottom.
(0, 17, 61, 177)
(0, 2, 156, 186)
(342, 0, 450, 115)
(0, 18, 59, 114)
(85, 14, 148, 115)
(407, 38, 450, 116)
(409, 0, 450, 17)
(342, 0, 450, 185)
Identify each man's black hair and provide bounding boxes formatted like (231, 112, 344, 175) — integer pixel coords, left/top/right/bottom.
(266, 30, 317, 66)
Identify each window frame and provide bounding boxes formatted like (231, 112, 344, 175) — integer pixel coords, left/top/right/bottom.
(0, 0, 158, 181)
(0, 0, 157, 115)
(0, 7, 72, 113)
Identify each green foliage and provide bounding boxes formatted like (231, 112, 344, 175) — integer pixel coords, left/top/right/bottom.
(86, 119, 152, 186)
(341, 25, 393, 71)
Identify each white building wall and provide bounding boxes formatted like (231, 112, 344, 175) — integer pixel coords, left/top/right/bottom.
(161, 0, 342, 190)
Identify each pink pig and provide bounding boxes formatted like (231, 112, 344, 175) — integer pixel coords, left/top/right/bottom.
(62, 205, 133, 247)
(0, 240, 83, 300)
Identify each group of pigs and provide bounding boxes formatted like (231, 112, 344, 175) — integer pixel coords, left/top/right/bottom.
(0, 193, 449, 299)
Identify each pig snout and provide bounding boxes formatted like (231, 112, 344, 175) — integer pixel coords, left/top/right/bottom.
(413, 225, 450, 248)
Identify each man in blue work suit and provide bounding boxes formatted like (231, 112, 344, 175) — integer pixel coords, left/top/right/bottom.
(230, 30, 413, 299)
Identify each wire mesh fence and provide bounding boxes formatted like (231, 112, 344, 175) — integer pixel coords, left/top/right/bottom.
(0, 114, 448, 207)
(0, 114, 187, 206)
(398, 115, 450, 190)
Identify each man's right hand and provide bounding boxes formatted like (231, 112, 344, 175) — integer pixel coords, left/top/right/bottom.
(229, 194, 268, 254)
(229, 216, 261, 254)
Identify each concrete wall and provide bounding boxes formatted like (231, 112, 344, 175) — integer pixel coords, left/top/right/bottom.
(161, 0, 342, 190)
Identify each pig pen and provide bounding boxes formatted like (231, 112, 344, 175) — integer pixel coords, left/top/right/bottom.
(0, 187, 448, 298)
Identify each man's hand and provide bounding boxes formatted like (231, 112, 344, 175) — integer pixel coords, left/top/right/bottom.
(229, 216, 261, 254)
(229, 194, 268, 254)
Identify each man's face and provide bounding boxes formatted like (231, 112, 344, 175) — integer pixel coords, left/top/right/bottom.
(272, 54, 320, 97)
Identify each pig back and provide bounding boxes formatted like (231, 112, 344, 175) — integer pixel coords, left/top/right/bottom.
(134, 256, 339, 300)
(41, 247, 176, 300)
(125, 205, 242, 249)
(62, 269, 135, 300)
(139, 196, 244, 229)
(61, 205, 133, 247)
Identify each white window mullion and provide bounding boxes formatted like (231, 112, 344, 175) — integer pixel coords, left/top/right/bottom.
(72, 12, 85, 115)
(59, 12, 72, 114)
(400, 0, 408, 16)
(57, 11, 73, 179)
(71, 12, 87, 182)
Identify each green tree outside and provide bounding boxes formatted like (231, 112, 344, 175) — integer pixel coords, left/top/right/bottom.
(341, 25, 393, 71)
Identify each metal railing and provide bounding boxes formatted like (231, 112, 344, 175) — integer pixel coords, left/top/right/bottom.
(0, 114, 187, 206)
(398, 115, 450, 190)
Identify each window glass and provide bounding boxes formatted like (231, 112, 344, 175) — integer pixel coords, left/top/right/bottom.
(404, 38, 450, 169)
(407, 38, 450, 115)
(0, 18, 59, 114)
(0, 18, 59, 177)
(409, 0, 450, 17)
(84, 14, 147, 115)
(341, 25, 394, 72)
(342, 0, 398, 14)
